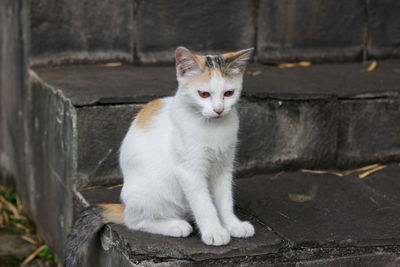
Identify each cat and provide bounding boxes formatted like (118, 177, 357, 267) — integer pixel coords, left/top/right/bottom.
(65, 47, 254, 267)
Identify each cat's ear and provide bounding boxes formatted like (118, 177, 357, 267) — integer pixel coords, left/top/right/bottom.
(223, 48, 254, 75)
(175, 47, 202, 79)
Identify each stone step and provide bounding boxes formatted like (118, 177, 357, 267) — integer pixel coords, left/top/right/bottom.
(27, 61, 400, 262)
(33, 60, 400, 188)
(74, 163, 400, 266)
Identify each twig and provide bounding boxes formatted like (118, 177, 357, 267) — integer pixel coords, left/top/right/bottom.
(345, 163, 381, 175)
(359, 165, 387, 179)
(369, 197, 379, 206)
(278, 212, 290, 220)
(21, 244, 46, 266)
(300, 169, 344, 177)
(107, 184, 123, 190)
(21, 235, 39, 245)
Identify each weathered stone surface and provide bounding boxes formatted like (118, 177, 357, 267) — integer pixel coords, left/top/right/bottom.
(236, 166, 400, 247)
(77, 105, 141, 187)
(361, 163, 400, 205)
(257, 0, 364, 63)
(30, 0, 134, 66)
(76, 99, 338, 185)
(34, 61, 400, 106)
(34, 61, 400, 178)
(368, 0, 400, 58)
(290, 253, 400, 267)
(137, 0, 256, 63)
(337, 98, 400, 168)
(0, 0, 29, 186)
(34, 65, 177, 106)
(237, 98, 338, 174)
(27, 72, 77, 261)
(77, 164, 400, 266)
(79, 186, 284, 264)
(0, 229, 37, 260)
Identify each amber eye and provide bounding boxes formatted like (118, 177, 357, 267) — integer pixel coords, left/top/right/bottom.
(224, 90, 235, 97)
(198, 91, 210, 98)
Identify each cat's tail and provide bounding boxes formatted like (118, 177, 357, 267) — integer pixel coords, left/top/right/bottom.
(64, 204, 125, 267)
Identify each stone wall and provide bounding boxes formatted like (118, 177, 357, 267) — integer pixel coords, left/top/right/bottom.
(0, 0, 29, 186)
(30, 0, 400, 66)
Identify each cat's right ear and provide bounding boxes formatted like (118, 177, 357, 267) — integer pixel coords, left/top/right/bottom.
(175, 47, 201, 79)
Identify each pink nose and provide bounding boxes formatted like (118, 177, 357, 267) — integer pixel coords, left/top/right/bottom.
(214, 108, 224, 115)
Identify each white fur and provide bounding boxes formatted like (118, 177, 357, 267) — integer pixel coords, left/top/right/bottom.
(119, 48, 254, 246)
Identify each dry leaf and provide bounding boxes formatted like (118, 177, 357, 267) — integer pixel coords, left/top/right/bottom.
(36, 232, 44, 244)
(288, 185, 318, 203)
(247, 70, 262, 76)
(359, 165, 386, 179)
(21, 244, 46, 266)
(15, 223, 30, 233)
(21, 235, 39, 245)
(3, 210, 9, 225)
(103, 62, 123, 67)
(278, 61, 311, 68)
(361, 60, 377, 72)
(16, 196, 23, 212)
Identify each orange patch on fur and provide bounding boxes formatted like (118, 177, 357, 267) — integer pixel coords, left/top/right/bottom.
(194, 54, 206, 69)
(136, 99, 164, 130)
(97, 204, 125, 223)
(223, 52, 237, 58)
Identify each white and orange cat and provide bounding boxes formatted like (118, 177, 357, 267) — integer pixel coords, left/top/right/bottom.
(66, 47, 254, 266)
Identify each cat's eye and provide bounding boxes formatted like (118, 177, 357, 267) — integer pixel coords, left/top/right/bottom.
(198, 91, 210, 98)
(224, 90, 235, 97)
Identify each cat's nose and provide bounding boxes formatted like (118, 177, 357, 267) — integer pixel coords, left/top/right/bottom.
(214, 108, 224, 115)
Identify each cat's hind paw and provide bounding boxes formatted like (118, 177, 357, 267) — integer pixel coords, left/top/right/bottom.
(166, 220, 193, 237)
(227, 221, 255, 238)
(201, 227, 230, 246)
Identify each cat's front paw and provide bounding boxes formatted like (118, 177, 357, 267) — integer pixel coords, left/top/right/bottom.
(227, 221, 255, 238)
(201, 227, 230, 246)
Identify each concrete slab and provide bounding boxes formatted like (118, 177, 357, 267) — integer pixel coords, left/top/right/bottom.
(30, 0, 134, 65)
(257, 0, 364, 62)
(236, 164, 400, 247)
(361, 163, 400, 205)
(337, 99, 400, 168)
(33, 60, 400, 106)
(79, 185, 285, 263)
(136, 0, 256, 63)
(78, 164, 400, 265)
(368, 0, 400, 58)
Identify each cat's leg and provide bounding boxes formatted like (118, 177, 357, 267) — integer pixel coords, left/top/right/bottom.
(124, 205, 193, 237)
(176, 167, 231, 246)
(210, 169, 255, 238)
(140, 219, 193, 237)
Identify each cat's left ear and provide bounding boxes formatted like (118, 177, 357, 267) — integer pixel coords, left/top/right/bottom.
(223, 48, 254, 75)
(175, 47, 202, 79)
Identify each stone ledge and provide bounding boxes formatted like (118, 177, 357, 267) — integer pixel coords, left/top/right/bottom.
(33, 60, 400, 184)
(33, 60, 400, 106)
(76, 163, 400, 266)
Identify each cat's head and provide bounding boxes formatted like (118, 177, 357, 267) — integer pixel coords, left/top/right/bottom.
(175, 47, 253, 119)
